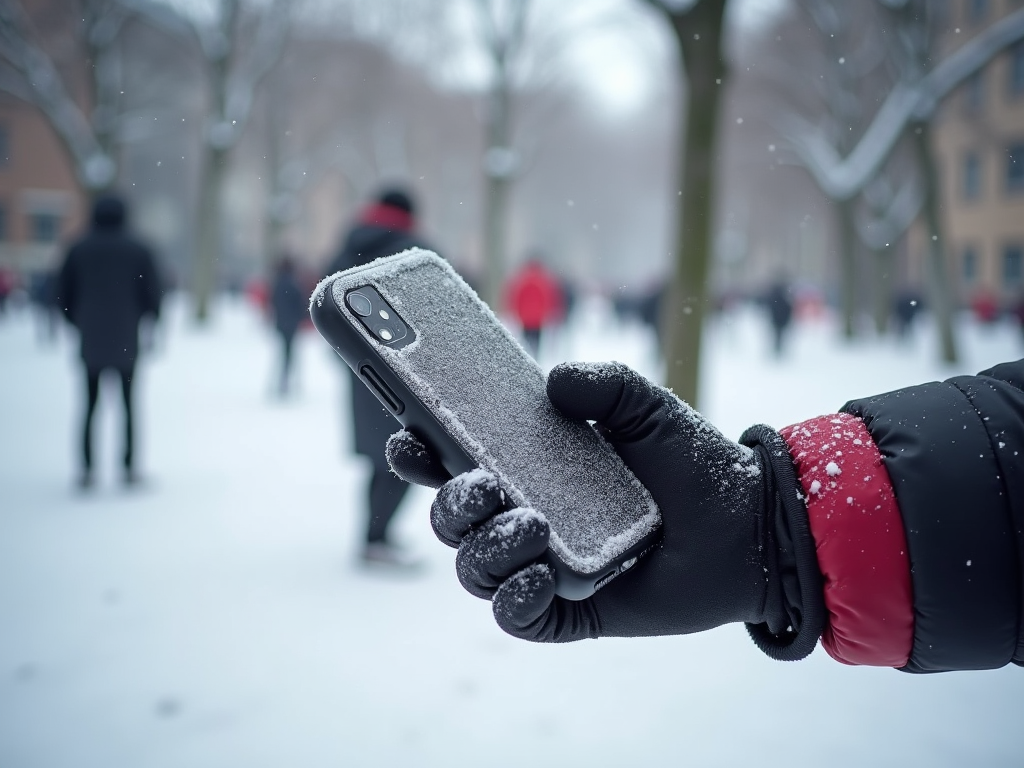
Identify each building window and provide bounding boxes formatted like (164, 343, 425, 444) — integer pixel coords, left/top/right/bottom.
(1005, 245, 1024, 286)
(963, 151, 982, 200)
(1011, 41, 1024, 98)
(963, 246, 979, 284)
(29, 212, 60, 243)
(964, 70, 985, 112)
(967, 0, 988, 24)
(1009, 144, 1024, 193)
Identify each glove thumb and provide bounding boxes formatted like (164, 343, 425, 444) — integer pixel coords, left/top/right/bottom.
(546, 362, 673, 443)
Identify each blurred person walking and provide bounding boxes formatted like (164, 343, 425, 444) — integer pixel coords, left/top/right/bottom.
(0, 266, 15, 314)
(56, 194, 162, 488)
(1013, 293, 1024, 344)
(971, 287, 1000, 325)
(269, 256, 306, 397)
(763, 278, 793, 357)
(892, 287, 923, 340)
(327, 187, 432, 568)
(503, 256, 564, 358)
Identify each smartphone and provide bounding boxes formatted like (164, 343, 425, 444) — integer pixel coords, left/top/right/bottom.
(310, 248, 661, 599)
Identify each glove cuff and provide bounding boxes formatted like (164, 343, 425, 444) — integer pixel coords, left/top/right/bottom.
(740, 424, 825, 662)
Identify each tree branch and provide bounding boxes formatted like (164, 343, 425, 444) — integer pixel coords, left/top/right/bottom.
(224, 0, 291, 130)
(856, 173, 923, 250)
(0, 0, 113, 189)
(780, 6, 1024, 201)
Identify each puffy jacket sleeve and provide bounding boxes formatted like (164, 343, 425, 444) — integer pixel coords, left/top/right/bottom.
(781, 359, 1024, 673)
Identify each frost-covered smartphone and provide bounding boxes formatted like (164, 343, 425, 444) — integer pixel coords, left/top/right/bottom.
(309, 249, 660, 599)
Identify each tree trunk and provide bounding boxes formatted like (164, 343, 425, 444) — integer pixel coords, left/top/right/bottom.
(837, 198, 858, 339)
(661, 0, 727, 408)
(483, 173, 510, 310)
(871, 247, 894, 335)
(194, 144, 228, 322)
(193, 16, 234, 325)
(911, 121, 957, 363)
(482, 74, 513, 311)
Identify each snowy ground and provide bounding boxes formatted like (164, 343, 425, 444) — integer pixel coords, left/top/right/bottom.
(2, 295, 1023, 768)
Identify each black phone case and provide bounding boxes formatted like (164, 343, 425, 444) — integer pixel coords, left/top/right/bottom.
(309, 249, 660, 599)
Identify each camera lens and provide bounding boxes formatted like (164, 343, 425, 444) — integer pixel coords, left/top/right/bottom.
(346, 292, 372, 316)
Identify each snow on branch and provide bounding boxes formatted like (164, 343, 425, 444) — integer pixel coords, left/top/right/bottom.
(223, 0, 290, 133)
(782, 7, 1024, 201)
(0, 1, 113, 189)
(856, 175, 923, 251)
(919, 8, 1024, 117)
(122, 0, 290, 150)
(777, 83, 918, 200)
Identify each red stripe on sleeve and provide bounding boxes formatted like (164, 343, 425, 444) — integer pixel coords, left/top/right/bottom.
(780, 414, 913, 667)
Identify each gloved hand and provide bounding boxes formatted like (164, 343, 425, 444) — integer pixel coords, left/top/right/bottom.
(386, 362, 823, 659)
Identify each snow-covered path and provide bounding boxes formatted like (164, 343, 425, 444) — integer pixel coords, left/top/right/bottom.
(2, 297, 1023, 768)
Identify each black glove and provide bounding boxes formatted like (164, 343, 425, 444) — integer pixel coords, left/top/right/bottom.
(387, 362, 824, 659)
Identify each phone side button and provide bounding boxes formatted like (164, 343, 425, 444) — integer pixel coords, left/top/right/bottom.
(359, 365, 405, 415)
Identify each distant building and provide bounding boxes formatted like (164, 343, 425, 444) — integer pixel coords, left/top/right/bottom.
(0, 93, 85, 277)
(928, 0, 1024, 306)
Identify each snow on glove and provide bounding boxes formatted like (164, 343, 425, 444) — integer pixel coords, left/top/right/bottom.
(386, 362, 824, 659)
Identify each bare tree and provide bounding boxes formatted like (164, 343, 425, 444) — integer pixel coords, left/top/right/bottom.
(0, 0, 142, 193)
(252, 32, 476, 270)
(775, 0, 892, 339)
(139, 0, 290, 319)
(474, 0, 531, 309)
(641, 0, 728, 408)
(856, 160, 923, 333)
(779, 2, 1024, 362)
(192, 0, 290, 320)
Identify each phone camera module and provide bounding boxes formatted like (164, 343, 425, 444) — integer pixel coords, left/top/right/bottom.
(343, 285, 413, 348)
(346, 292, 372, 317)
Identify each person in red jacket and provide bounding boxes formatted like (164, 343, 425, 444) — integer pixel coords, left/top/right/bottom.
(503, 257, 564, 358)
(386, 359, 1024, 673)
(971, 288, 1000, 324)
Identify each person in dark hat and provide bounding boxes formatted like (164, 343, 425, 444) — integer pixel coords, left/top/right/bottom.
(269, 255, 307, 397)
(56, 194, 162, 488)
(326, 187, 433, 568)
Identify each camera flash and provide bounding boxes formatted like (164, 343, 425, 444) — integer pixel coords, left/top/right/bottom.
(379, 328, 393, 341)
(379, 309, 390, 319)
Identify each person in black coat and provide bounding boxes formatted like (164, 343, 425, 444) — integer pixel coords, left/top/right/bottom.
(326, 188, 433, 567)
(387, 358, 1024, 672)
(764, 278, 794, 356)
(892, 287, 924, 340)
(269, 256, 306, 396)
(56, 194, 161, 488)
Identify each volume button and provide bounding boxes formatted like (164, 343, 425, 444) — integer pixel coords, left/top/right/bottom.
(359, 365, 405, 415)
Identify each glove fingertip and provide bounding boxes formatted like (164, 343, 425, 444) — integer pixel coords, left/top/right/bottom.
(492, 563, 557, 640)
(455, 508, 550, 598)
(431, 468, 503, 546)
(386, 429, 451, 488)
